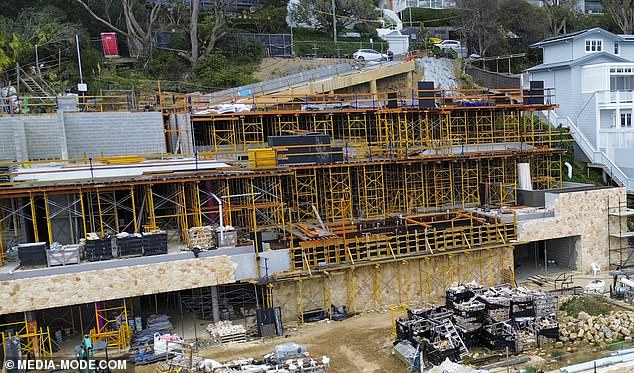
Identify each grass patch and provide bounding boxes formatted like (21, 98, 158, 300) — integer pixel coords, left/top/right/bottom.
(560, 295, 615, 317)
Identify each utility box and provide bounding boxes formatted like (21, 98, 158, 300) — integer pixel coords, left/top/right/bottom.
(101, 32, 119, 58)
(57, 95, 78, 112)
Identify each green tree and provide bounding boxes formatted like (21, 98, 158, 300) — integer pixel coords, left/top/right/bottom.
(499, 0, 548, 46)
(0, 33, 32, 74)
(252, 5, 288, 34)
(602, 0, 634, 33)
(71, 0, 162, 57)
(540, 0, 576, 35)
(290, 0, 379, 36)
(193, 52, 257, 89)
(455, 0, 502, 57)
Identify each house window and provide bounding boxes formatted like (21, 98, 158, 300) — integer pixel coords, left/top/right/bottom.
(615, 42, 620, 55)
(585, 39, 603, 52)
(621, 112, 632, 127)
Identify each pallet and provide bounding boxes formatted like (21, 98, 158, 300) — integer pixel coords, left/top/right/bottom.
(215, 332, 247, 344)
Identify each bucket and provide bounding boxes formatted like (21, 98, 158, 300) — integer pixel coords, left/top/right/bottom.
(135, 316, 142, 332)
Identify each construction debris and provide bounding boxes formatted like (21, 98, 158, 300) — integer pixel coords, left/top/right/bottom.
(395, 283, 559, 368)
(559, 310, 634, 346)
(212, 343, 329, 373)
(206, 321, 247, 344)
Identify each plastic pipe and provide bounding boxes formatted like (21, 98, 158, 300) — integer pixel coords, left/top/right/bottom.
(564, 162, 573, 179)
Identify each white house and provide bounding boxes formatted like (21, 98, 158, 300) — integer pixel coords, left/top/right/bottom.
(527, 28, 634, 191)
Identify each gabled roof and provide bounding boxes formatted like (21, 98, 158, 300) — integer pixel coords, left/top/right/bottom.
(525, 52, 630, 72)
(530, 27, 623, 48)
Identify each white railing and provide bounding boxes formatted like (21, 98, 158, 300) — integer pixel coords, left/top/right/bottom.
(544, 111, 634, 192)
(596, 90, 634, 104)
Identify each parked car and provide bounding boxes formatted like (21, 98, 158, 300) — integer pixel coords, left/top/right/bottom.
(433, 40, 462, 50)
(352, 49, 388, 62)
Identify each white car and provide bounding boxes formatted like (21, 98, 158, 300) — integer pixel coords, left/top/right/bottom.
(434, 40, 462, 50)
(352, 49, 388, 62)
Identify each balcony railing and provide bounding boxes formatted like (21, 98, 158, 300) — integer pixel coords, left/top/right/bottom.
(597, 90, 634, 105)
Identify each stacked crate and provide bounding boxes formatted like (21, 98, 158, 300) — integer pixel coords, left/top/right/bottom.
(143, 231, 168, 256)
(85, 236, 113, 261)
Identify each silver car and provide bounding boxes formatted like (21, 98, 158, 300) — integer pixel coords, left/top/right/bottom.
(352, 49, 388, 62)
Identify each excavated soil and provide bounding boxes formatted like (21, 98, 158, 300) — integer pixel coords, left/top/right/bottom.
(137, 311, 405, 372)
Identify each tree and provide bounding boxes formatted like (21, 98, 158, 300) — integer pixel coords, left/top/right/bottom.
(602, 0, 634, 33)
(185, 0, 232, 66)
(290, 0, 378, 36)
(540, 0, 576, 35)
(455, 0, 502, 57)
(71, 0, 161, 57)
(499, 0, 548, 46)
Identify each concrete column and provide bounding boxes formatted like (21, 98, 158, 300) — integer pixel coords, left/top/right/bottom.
(56, 111, 69, 159)
(407, 71, 414, 90)
(210, 286, 221, 322)
(370, 80, 378, 95)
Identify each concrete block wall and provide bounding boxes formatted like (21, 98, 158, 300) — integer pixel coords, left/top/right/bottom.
(64, 112, 166, 158)
(22, 114, 64, 160)
(0, 112, 167, 161)
(0, 119, 20, 161)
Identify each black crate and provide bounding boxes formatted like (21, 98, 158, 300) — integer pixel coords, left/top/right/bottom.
(18, 243, 48, 266)
(143, 232, 168, 256)
(511, 300, 535, 318)
(456, 326, 481, 348)
(85, 237, 113, 262)
(117, 236, 143, 257)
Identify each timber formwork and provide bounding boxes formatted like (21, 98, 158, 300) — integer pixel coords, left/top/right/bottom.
(0, 89, 562, 318)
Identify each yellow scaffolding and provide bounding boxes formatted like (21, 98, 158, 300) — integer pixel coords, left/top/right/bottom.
(90, 302, 131, 351)
(1, 320, 53, 360)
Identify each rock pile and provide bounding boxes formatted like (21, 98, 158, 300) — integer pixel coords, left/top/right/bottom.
(559, 310, 634, 346)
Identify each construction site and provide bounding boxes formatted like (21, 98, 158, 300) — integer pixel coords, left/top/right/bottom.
(1, 57, 634, 373)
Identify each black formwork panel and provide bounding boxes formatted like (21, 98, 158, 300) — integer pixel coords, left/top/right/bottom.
(117, 236, 143, 257)
(143, 232, 168, 256)
(85, 237, 113, 262)
(268, 134, 343, 165)
(18, 242, 48, 266)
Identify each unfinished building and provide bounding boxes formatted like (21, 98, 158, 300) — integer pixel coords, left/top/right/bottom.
(0, 83, 627, 359)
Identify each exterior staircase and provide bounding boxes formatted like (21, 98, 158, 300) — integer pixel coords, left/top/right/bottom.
(543, 111, 634, 193)
(18, 66, 56, 97)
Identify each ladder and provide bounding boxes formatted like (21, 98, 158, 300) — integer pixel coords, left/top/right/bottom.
(441, 318, 469, 358)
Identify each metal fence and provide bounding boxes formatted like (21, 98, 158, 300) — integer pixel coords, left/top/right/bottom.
(234, 33, 293, 58)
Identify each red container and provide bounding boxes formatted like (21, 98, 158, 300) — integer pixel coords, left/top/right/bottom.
(101, 32, 119, 57)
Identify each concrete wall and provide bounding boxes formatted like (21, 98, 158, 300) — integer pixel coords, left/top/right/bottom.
(0, 118, 27, 161)
(0, 255, 237, 315)
(0, 112, 166, 161)
(23, 114, 64, 160)
(271, 247, 513, 323)
(517, 186, 625, 273)
(64, 112, 166, 158)
(465, 66, 521, 89)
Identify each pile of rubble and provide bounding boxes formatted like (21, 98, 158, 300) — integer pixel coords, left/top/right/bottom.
(394, 283, 559, 369)
(560, 310, 634, 345)
(206, 321, 247, 344)
(209, 343, 330, 373)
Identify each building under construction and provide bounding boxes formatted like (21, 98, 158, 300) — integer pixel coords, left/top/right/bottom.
(0, 73, 628, 359)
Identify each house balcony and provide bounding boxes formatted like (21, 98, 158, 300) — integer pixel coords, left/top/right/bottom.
(597, 90, 634, 109)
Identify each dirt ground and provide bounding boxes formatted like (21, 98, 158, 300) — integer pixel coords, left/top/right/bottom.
(253, 57, 350, 81)
(137, 311, 407, 373)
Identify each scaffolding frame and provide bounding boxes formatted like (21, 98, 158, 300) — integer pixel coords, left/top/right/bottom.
(608, 195, 634, 269)
(0, 319, 53, 361)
